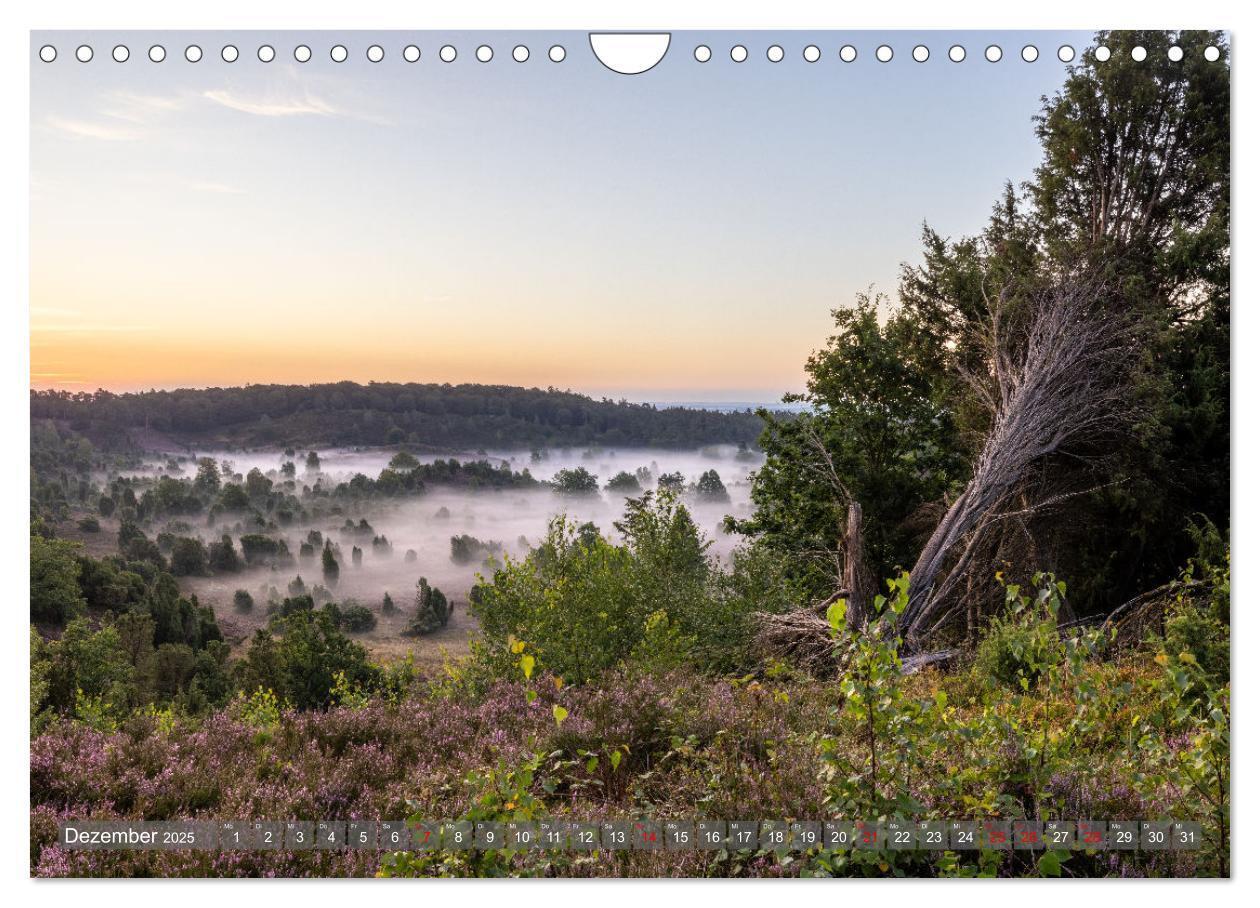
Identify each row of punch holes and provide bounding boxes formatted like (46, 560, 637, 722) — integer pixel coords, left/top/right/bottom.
(37, 42, 1223, 65)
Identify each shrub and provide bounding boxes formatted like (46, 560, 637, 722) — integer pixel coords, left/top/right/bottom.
(239, 533, 287, 565)
(403, 579, 450, 637)
(974, 574, 1066, 693)
(30, 534, 86, 625)
(77, 516, 101, 533)
(341, 604, 377, 633)
(241, 610, 378, 710)
(208, 535, 242, 572)
(233, 589, 255, 613)
(449, 534, 502, 566)
(322, 542, 340, 585)
(1161, 604, 1229, 691)
(169, 537, 209, 576)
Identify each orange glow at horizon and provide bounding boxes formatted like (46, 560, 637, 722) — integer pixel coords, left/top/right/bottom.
(28, 319, 812, 399)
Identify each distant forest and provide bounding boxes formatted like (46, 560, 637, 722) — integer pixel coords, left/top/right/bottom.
(29, 383, 766, 451)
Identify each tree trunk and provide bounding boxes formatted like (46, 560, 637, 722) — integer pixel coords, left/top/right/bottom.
(843, 502, 872, 629)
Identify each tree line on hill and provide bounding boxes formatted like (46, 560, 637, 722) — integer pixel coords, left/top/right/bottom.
(30, 382, 765, 450)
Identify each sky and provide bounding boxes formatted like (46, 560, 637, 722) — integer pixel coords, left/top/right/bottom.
(30, 29, 1093, 403)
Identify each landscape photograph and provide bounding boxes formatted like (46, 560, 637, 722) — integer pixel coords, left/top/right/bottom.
(27, 29, 1230, 878)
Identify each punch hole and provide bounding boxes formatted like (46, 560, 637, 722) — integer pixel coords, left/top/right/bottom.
(767, 45, 784, 62)
(404, 45, 421, 62)
(476, 45, 493, 62)
(876, 45, 893, 62)
(76, 44, 93, 63)
(548, 45, 566, 63)
(1021, 45, 1038, 62)
(1204, 46, 1220, 62)
(1058, 45, 1075, 62)
(294, 45, 312, 63)
(512, 45, 529, 62)
(185, 45, 203, 63)
(803, 45, 821, 63)
(588, 34, 667, 73)
(839, 45, 857, 63)
(221, 45, 239, 63)
(1131, 46, 1147, 62)
(331, 45, 348, 63)
(985, 45, 1002, 63)
(1095, 46, 1111, 62)
(367, 45, 385, 62)
(440, 45, 457, 62)
(912, 45, 929, 63)
(948, 45, 966, 63)
(112, 45, 129, 63)
(39, 45, 56, 63)
(1167, 46, 1184, 62)
(258, 45, 275, 63)
(694, 45, 711, 63)
(148, 45, 166, 63)
(731, 45, 748, 63)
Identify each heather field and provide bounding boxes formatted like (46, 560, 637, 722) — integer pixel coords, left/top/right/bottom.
(31, 646, 1226, 878)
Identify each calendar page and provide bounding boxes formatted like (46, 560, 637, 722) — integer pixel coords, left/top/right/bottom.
(26, 27, 1230, 880)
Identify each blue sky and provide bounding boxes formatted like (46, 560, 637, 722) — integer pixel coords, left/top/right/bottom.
(30, 29, 1094, 401)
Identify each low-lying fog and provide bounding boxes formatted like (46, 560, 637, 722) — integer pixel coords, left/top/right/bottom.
(125, 447, 763, 623)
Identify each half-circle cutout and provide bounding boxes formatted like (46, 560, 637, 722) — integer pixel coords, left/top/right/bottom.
(589, 32, 671, 74)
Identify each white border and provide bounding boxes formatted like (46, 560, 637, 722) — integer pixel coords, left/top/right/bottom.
(3, 1, 1253, 905)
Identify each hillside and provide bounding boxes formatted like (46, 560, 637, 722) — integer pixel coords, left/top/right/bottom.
(30, 382, 768, 451)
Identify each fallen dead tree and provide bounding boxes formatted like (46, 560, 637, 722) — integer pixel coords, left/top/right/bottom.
(898, 276, 1139, 649)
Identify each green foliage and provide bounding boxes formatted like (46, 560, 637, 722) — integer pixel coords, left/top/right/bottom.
(388, 450, 421, 471)
(974, 574, 1067, 693)
(551, 467, 599, 496)
(208, 535, 242, 572)
(169, 536, 209, 576)
(471, 493, 794, 683)
(321, 541, 340, 585)
(341, 604, 377, 634)
(32, 383, 762, 450)
(238, 611, 379, 710)
(403, 578, 451, 637)
(38, 618, 135, 720)
(605, 471, 642, 494)
(692, 468, 730, 502)
(734, 293, 966, 597)
(30, 534, 86, 624)
(1157, 540, 1231, 695)
(233, 589, 254, 613)
(1136, 631, 1231, 876)
(381, 751, 557, 878)
(238, 686, 285, 729)
(30, 627, 51, 734)
(75, 555, 144, 612)
(449, 534, 502, 566)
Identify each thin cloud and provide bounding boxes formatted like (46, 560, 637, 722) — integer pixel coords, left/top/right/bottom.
(45, 116, 137, 142)
(203, 89, 338, 118)
(101, 90, 186, 123)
